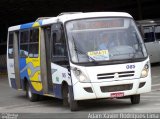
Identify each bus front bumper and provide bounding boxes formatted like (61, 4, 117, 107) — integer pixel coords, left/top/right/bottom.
(73, 77, 151, 100)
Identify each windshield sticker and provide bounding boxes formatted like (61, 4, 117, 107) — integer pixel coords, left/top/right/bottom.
(87, 50, 109, 61)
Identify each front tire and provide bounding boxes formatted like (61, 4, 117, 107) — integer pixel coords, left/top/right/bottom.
(130, 94, 140, 104)
(26, 82, 39, 102)
(62, 84, 79, 111)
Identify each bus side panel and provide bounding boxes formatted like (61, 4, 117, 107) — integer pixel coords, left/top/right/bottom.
(19, 57, 43, 95)
(7, 58, 16, 89)
(19, 23, 43, 95)
(26, 57, 43, 95)
(51, 63, 72, 99)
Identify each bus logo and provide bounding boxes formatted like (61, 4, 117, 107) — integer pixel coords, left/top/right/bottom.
(114, 73, 119, 79)
(62, 73, 66, 78)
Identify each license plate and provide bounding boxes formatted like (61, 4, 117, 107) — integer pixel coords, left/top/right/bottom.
(111, 92, 124, 98)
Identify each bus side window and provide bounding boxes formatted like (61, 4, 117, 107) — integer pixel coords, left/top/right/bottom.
(8, 33, 14, 58)
(51, 24, 68, 66)
(29, 28, 39, 58)
(155, 26, 160, 41)
(20, 31, 29, 57)
(52, 33, 65, 56)
(143, 26, 155, 43)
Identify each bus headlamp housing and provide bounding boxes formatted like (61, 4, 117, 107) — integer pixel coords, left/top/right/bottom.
(72, 68, 90, 83)
(140, 62, 149, 78)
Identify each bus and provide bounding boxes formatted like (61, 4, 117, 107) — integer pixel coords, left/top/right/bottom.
(137, 19, 160, 63)
(7, 12, 151, 111)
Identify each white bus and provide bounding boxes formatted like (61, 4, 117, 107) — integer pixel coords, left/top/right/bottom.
(7, 12, 151, 111)
(137, 20, 160, 63)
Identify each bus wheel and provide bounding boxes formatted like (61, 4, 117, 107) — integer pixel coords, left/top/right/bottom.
(26, 83, 39, 102)
(62, 85, 79, 111)
(130, 94, 140, 104)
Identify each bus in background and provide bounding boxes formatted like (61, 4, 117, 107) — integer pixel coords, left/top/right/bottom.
(7, 12, 151, 111)
(137, 20, 160, 63)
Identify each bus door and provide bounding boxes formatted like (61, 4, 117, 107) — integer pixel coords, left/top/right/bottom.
(19, 28, 42, 93)
(42, 26, 53, 94)
(50, 24, 69, 98)
(143, 26, 160, 63)
(8, 32, 21, 89)
(26, 28, 42, 93)
(42, 24, 69, 96)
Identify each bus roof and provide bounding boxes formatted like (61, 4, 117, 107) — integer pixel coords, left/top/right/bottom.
(8, 12, 132, 31)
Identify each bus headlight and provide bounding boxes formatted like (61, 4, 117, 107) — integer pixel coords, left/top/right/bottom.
(72, 68, 90, 83)
(79, 74, 88, 82)
(140, 62, 149, 78)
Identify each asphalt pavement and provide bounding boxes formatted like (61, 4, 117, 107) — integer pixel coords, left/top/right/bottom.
(0, 64, 160, 115)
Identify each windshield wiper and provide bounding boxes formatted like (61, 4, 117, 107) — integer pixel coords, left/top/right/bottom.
(72, 36, 98, 64)
(74, 47, 98, 64)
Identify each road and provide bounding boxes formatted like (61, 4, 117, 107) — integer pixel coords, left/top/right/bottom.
(0, 64, 160, 117)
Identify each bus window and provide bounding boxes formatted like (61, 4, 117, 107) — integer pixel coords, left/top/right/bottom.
(29, 28, 39, 58)
(20, 31, 29, 57)
(155, 26, 160, 41)
(143, 26, 155, 43)
(51, 24, 68, 66)
(8, 33, 14, 58)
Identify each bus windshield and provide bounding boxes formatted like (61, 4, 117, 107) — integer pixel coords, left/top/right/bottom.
(66, 18, 147, 63)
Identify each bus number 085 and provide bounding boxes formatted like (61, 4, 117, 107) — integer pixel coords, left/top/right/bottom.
(126, 65, 135, 69)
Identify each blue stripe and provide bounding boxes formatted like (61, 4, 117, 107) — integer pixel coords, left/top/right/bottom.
(20, 58, 29, 80)
(20, 22, 34, 29)
(53, 84, 62, 99)
(20, 21, 43, 30)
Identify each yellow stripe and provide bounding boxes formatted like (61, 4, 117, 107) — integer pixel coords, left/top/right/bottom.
(32, 22, 40, 27)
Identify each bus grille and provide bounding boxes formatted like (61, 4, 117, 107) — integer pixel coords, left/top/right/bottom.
(97, 71, 134, 79)
(100, 84, 133, 92)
